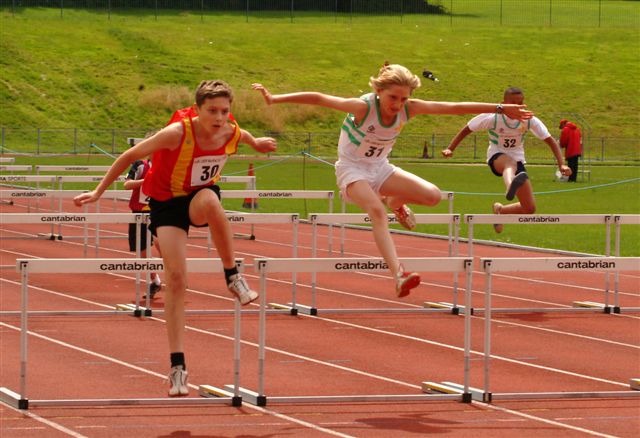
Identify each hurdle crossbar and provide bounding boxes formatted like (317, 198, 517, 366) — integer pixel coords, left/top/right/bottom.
(227, 256, 474, 406)
(298, 214, 462, 315)
(8, 257, 245, 409)
(480, 256, 640, 402)
(0, 165, 32, 172)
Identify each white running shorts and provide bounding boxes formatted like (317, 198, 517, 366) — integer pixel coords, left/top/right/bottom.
(335, 159, 397, 203)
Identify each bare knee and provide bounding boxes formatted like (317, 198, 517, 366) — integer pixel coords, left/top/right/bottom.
(424, 190, 442, 207)
(522, 204, 536, 215)
(165, 271, 188, 295)
(367, 203, 389, 223)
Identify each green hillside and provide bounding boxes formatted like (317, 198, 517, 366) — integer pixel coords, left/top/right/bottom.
(1, 8, 639, 141)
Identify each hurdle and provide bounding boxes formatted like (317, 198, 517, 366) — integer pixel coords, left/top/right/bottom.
(219, 256, 474, 406)
(0, 157, 15, 163)
(274, 213, 462, 316)
(0, 166, 34, 205)
(220, 189, 334, 240)
(474, 256, 640, 402)
(0, 257, 245, 409)
(464, 214, 633, 313)
(613, 215, 640, 312)
(0, 164, 32, 172)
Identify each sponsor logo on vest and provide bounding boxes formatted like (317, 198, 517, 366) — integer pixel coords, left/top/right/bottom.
(556, 260, 615, 269)
(41, 215, 87, 222)
(518, 216, 560, 223)
(335, 260, 388, 270)
(99, 262, 164, 271)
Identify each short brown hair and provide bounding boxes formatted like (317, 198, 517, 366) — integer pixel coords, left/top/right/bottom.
(195, 80, 234, 107)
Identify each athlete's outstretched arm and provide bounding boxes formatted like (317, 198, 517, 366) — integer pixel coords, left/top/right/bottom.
(252, 83, 366, 116)
(442, 126, 473, 158)
(409, 99, 533, 121)
(239, 129, 277, 154)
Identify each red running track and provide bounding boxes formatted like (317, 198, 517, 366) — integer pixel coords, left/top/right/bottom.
(1, 197, 639, 437)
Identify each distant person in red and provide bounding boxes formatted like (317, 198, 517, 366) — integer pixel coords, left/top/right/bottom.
(559, 119, 582, 182)
(167, 104, 235, 126)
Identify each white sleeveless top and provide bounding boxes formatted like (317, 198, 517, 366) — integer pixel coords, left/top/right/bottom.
(337, 93, 409, 165)
(467, 113, 550, 163)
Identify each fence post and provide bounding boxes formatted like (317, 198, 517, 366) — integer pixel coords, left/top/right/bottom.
(74, 128, 78, 155)
(601, 137, 605, 161)
(598, 0, 602, 28)
(450, 0, 453, 26)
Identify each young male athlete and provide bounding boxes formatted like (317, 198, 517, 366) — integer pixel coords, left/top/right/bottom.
(74, 80, 276, 397)
(443, 87, 571, 232)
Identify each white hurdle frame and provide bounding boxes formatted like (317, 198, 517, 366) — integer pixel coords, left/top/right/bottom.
(479, 256, 640, 402)
(226, 256, 474, 406)
(464, 214, 635, 313)
(0, 257, 245, 410)
(613, 215, 640, 312)
(291, 213, 462, 315)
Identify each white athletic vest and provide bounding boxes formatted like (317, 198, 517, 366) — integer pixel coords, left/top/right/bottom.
(468, 113, 550, 163)
(337, 93, 409, 164)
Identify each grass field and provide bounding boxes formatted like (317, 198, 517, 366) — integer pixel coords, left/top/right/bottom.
(1, 6, 639, 143)
(5, 153, 639, 256)
(1, 5, 638, 255)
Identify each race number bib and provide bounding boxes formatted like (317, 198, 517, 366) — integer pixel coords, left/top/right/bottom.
(191, 155, 228, 186)
(500, 136, 519, 149)
(355, 135, 394, 159)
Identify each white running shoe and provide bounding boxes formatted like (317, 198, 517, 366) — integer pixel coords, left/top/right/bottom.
(227, 274, 259, 305)
(168, 366, 189, 397)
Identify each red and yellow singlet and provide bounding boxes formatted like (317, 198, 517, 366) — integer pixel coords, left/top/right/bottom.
(142, 117, 241, 201)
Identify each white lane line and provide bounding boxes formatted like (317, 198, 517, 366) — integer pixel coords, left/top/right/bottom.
(0, 322, 353, 438)
(1, 402, 88, 438)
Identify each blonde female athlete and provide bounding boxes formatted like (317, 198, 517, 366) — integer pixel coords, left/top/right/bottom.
(443, 87, 571, 233)
(253, 63, 532, 298)
(74, 80, 276, 397)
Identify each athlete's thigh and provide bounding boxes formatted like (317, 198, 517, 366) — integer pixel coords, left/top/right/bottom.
(379, 168, 441, 205)
(155, 226, 188, 274)
(345, 180, 384, 211)
(491, 154, 518, 175)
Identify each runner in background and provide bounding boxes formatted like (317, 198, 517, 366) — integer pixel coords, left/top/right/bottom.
(443, 87, 571, 233)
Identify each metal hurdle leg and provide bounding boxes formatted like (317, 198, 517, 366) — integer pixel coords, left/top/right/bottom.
(482, 260, 492, 403)
(19, 261, 29, 409)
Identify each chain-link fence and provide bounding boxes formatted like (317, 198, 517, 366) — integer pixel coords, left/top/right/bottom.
(1, 127, 638, 163)
(2, 0, 638, 27)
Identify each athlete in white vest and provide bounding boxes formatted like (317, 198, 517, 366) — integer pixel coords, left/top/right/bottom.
(443, 87, 571, 232)
(252, 64, 532, 298)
